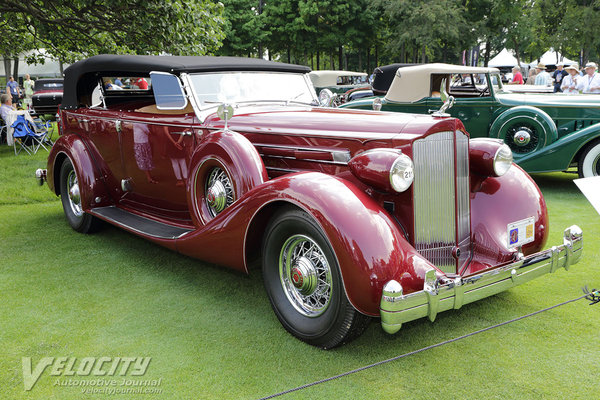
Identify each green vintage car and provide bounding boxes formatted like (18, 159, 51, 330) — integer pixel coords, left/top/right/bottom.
(340, 63, 600, 177)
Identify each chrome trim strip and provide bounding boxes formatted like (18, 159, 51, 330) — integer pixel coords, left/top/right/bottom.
(256, 143, 351, 162)
(380, 225, 583, 334)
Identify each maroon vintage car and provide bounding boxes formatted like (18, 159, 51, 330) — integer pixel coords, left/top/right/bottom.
(36, 55, 582, 348)
(31, 78, 64, 116)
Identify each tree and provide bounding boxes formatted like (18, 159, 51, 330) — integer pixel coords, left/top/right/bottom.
(0, 0, 225, 63)
(218, 0, 269, 57)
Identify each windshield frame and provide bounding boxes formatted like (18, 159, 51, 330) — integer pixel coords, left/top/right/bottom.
(182, 71, 318, 122)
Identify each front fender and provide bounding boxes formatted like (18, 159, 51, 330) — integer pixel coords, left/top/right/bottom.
(176, 172, 434, 316)
(516, 123, 600, 172)
(47, 134, 111, 211)
(470, 164, 549, 271)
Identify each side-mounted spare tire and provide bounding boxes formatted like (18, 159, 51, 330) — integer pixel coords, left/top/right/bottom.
(490, 106, 558, 156)
(262, 206, 370, 349)
(188, 130, 268, 225)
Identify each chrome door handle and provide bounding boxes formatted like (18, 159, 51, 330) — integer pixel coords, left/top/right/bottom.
(115, 120, 122, 133)
(173, 130, 192, 136)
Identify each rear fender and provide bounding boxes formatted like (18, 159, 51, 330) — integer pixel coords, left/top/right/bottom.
(176, 172, 436, 316)
(47, 134, 112, 211)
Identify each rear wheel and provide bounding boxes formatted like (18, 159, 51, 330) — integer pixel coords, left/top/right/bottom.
(262, 207, 369, 348)
(59, 158, 101, 233)
(578, 140, 600, 178)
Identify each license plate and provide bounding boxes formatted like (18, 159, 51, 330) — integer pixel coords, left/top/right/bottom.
(507, 217, 535, 248)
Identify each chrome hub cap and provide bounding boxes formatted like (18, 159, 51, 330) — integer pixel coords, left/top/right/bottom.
(67, 170, 83, 217)
(279, 235, 332, 317)
(291, 256, 318, 295)
(513, 129, 531, 146)
(205, 167, 234, 217)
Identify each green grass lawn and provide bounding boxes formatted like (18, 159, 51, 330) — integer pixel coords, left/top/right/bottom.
(1, 144, 598, 399)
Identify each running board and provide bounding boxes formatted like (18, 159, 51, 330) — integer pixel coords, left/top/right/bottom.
(91, 206, 193, 239)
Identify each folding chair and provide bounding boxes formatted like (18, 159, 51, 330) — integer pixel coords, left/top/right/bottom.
(0, 116, 7, 145)
(11, 114, 51, 155)
(32, 115, 54, 147)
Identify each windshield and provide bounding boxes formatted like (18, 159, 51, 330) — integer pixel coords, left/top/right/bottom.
(189, 72, 317, 109)
(489, 73, 504, 92)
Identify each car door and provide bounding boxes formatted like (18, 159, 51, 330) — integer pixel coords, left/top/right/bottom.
(118, 110, 196, 221)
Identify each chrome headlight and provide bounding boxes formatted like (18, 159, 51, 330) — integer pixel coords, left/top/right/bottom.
(493, 144, 513, 176)
(390, 154, 414, 192)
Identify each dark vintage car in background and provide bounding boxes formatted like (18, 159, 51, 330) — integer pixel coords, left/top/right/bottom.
(36, 55, 583, 348)
(32, 78, 64, 116)
(341, 63, 600, 178)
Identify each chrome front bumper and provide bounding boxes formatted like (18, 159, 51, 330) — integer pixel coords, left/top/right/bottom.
(380, 225, 583, 334)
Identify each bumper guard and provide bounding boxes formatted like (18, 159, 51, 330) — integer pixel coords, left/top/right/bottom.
(380, 225, 583, 334)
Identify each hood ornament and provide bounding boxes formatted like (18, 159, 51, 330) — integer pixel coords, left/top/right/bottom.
(432, 78, 455, 117)
(217, 103, 235, 130)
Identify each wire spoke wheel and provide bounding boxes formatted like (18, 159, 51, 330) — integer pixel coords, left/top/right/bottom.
(505, 123, 539, 154)
(279, 235, 332, 317)
(262, 206, 370, 348)
(205, 167, 234, 217)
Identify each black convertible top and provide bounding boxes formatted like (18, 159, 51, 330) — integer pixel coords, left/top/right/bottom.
(62, 54, 311, 109)
(372, 63, 415, 94)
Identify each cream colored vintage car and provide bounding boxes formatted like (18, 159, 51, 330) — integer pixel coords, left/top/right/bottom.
(308, 70, 368, 95)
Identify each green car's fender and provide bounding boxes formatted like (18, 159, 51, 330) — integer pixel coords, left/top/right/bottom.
(516, 122, 600, 173)
(489, 106, 559, 155)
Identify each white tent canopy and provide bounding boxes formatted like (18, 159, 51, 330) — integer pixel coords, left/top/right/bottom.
(529, 48, 577, 67)
(1, 49, 66, 78)
(488, 48, 529, 70)
(489, 48, 519, 67)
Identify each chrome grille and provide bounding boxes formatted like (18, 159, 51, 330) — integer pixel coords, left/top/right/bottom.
(413, 131, 471, 274)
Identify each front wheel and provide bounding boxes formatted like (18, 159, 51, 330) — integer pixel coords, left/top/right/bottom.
(579, 140, 600, 178)
(262, 207, 369, 349)
(59, 158, 102, 233)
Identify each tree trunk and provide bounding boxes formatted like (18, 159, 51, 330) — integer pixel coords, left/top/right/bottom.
(366, 48, 370, 73)
(338, 46, 343, 71)
(317, 52, 320, 70)
(375, 43, 379, 68)
(330, 52, 334, 70)
(421, 45, 426, 64)
(310, 52, 314, 70)
(513, 39, 521, 68)
(287, 46, 291, 64)
(401, 42, 405, 63)
(59, 60, 64, 75)
(358, 51, 362, 71)
(13, 57, 19, 80)
(484, 40, 491, 67)
(3, 57, 11, 82)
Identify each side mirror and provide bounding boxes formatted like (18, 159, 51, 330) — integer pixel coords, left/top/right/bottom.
(150, 71, 188, 110)
(319, 88, 335, 107)
(217, 103, 235, 130)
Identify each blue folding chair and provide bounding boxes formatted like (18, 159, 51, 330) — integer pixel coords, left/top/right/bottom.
(11, 114, 50, 155)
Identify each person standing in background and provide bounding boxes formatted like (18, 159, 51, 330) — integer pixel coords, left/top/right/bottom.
(581, 62, 600, 93)
(22, 74, 35, 110)
(6, 76, 21, 107)
(552, 63, 568, 92)
(509, 66, 524, 84)
(561, 64, 582, 94)
(534, 63, 551, 86)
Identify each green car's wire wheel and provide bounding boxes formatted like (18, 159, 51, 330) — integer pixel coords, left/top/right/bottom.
(505, 123, 540, 154)
(490, 106, 558, 156)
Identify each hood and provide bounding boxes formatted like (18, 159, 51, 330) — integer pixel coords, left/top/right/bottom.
(497, 91, 600, 108)
(202, 105, 461, 143)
